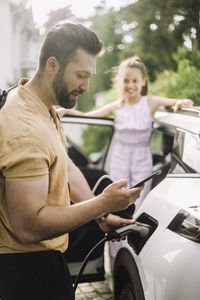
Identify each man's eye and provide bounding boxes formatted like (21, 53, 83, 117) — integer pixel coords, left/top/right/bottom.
(77, 74, 86, 79)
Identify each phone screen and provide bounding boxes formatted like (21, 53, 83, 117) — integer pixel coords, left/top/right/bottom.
(130, 169, 162, 188)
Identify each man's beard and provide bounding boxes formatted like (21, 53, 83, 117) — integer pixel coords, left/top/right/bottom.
(52, 70, 83, 109)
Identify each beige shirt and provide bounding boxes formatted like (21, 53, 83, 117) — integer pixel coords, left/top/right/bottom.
(0, 79, 70, 253)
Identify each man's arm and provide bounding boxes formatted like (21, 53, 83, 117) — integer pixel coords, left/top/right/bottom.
(5, 175, 143, 244)
(68, 157, 138, 231)
(68, 157, 94, 203)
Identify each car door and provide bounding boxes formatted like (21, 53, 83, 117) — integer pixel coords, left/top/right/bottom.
(60, 115, 115, 283)
(60, 112, 176, 285)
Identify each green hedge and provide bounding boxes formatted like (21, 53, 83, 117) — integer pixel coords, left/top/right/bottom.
(150, 47, 200, 106)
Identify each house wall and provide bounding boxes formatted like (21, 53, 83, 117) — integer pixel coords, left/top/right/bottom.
(0, 0, 13, 89)
(0, 0, 40, 89)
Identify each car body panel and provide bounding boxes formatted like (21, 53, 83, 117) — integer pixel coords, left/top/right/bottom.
(120, 176, 200, 299)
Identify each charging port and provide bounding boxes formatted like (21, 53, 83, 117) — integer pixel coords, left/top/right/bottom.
(127, 213, 158, 255)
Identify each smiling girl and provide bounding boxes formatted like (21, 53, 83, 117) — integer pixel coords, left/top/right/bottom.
(59, 55, 193, 212)
(58, 55, 193, 259)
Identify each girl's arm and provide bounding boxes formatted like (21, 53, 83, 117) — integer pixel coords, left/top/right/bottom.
(149, 95, 193, 116)
(56, 100, 121, 119)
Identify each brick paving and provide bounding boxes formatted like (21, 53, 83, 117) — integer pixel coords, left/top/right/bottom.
(75, 281, 113, 300)
(75, 242, 114, 299)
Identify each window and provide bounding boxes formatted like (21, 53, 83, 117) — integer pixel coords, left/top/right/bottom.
(62, 121, 113, 168)
(170, 130, 199, 174)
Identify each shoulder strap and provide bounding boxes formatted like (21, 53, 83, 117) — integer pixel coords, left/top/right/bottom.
(0, 89, 8, 109)
(0, 85, 17, 109)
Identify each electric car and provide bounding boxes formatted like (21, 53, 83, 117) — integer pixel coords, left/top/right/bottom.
(61, 106, 200, 300)
(112, 107, 200, 300)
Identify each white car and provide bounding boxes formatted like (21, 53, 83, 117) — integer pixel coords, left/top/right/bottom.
(61, 106, 200, 300)
(112, 107, 200, 300)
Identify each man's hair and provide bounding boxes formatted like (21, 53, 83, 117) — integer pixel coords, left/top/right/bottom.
(38, 22, 104, 71)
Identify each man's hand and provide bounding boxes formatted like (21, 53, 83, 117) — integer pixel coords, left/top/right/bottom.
(97, 213, 135, 233)
(100, 180, 143, 213)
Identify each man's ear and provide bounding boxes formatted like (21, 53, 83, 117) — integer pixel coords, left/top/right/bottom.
(46, 56, 59, 76)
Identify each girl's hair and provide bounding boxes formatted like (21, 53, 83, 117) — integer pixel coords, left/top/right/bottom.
(113, 55, 148, 96)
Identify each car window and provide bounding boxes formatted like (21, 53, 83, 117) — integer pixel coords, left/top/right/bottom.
(150, 129, 163, 154)
(62, 121, 113, 168)
(170, 129, 200, 174)
(171, 162, 187, 174)
(182, 131, 200, 173)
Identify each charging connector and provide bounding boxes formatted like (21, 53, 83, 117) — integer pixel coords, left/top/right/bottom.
(105, 221, 151, 241)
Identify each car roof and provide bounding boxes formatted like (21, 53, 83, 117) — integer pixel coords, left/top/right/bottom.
(154, 107, 200, 136)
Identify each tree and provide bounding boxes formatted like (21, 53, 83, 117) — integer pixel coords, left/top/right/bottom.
(168, 0, 200, 50)
(44, 7, 84, 31)
(41, 0, 199, 111)
(78, 8, 125, 111)
(119, 0, 200, 79)
(150, 46, 200, 105)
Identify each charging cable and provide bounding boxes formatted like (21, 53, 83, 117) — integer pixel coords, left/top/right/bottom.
(73, 221, 150, 292)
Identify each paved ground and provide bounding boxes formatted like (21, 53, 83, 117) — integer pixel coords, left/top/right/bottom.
(75, 242, 114, 300)
(75, 281, 113, 300)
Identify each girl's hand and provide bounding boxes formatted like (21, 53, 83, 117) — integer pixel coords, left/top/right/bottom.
(56, 108, 79, 118)
(174, 99, 194, 112)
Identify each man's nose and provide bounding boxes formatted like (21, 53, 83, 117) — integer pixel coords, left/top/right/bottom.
(80, 78, 90, 93)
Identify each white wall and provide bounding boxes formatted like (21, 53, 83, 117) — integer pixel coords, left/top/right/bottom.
(0, 0, 40, 89)
(0, 0, 13, 89)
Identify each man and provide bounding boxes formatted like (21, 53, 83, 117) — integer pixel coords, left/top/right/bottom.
(0, 22, 143, 300)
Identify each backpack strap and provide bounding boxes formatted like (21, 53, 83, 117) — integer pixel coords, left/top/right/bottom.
(0, 89, 8, 109)
(0, 85, 17, 109)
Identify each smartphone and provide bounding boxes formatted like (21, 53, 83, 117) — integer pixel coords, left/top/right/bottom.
(130, 169, 162, 188)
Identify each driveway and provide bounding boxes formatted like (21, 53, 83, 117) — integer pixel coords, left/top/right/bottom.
(75, 280, 113, 300)
(75, 242, 114, 300)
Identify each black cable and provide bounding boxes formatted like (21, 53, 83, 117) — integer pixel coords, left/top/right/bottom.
(73, 236, 107, 292)
(73, 222, 150, 292)
(73, 228, 127, 292)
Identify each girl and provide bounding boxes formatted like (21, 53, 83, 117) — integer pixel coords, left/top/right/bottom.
(58, 55, 193, 212)
(58, 56, 193, 259)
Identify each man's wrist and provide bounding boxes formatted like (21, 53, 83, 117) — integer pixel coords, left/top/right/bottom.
(96, 213, 110, 224)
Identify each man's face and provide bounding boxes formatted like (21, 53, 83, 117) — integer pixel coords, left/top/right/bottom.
(52, 48, 96, 108)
